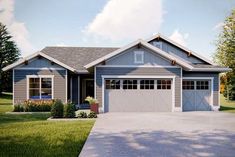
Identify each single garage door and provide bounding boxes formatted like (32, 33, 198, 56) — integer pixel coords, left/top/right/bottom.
(183, 79, 212, 111)
(104, 79, 173, 112)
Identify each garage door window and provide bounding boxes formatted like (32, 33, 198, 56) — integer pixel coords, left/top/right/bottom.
(105, 80, 120, 89)
(123, 80, 137, 89)
(183, 81, 194, 90)
(140, 80, 154, 89)
(196, 81, 209, 90)
(157, 80, 171, 89)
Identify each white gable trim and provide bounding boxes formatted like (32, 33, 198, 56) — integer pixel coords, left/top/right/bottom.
(2, 51, 77, 72)
(85, 39, 194, 70)
(146, 33, 215, 65)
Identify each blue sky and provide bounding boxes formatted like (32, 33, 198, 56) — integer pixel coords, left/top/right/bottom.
(0, 0, 234, 59)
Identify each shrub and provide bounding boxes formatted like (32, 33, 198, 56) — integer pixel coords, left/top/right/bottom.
(24, 100, 54, 112)
(64, 102, 76, 118)
(78, 111, 87, 118)
(88, 111, 97, 118)
(51, 100, 64, 118)
(13, 100, 55, 112)
(13, 104, 24, 112)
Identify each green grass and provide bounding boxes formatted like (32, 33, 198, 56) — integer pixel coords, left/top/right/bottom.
(219, 94, 235, 113)
(0, 93, 95, 157)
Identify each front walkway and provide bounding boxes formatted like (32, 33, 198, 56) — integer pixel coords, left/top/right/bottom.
(79, 112, 235, 157)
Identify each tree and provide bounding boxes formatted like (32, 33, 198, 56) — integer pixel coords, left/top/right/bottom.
(0, 22, 20, 95)
(213, 9, 235, 100)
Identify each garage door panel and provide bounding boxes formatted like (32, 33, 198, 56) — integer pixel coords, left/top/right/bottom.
(104, 79, 173, 112)
(183, 79, 212, 111)
(183, 90, 195, 111)
(195, 91, 211, 111)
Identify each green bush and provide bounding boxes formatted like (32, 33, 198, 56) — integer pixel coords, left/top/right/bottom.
(64, 102, 76, 118)
(78, 111, 87, 118)
(51, 100, 64, 118)
(88, 111, 97, 118)
(13, 104, 24, 112)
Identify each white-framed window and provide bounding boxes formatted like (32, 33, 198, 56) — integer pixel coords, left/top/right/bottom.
(105, 79, 120, 90)
(196, 81, 209, 90)
(27, 75, 54, 100)
(157, 79, 171, 90)
(134, 51, 144, 64)
(183, 80, 195, 90)
(123, 80, 138, 90)
(140, 80, 154, 90)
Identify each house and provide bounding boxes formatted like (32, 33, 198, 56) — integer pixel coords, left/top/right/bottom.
(3, 34, 230, 112)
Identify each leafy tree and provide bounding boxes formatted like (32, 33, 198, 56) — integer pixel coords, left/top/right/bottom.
(0, 22, 20, 95)
(213, 9, 235, 100)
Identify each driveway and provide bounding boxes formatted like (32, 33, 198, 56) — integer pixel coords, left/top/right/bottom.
(79, 112, 235, 157)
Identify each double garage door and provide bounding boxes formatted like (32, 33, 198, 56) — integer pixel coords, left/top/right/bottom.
(104, 78, 173, 112)
(182, 79, 212, 111)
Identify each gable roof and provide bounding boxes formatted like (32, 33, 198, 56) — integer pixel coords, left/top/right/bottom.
(2, 51, 77, 72)
(84, 39, 194, 70)
(41, 47, 118, 72)
(2, 47, 118, 73)
(3, 34, 231, 73)
(146, 33, 215, 65)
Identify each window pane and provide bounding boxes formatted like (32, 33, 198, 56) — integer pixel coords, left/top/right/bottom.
(140, 85, 144, 89)
(41, 78, 52, 88)
(29, 78, 40, 88)
(29, 89, 40, 99)
(41, 88, 52, 99)
(157, 85, 161, 89)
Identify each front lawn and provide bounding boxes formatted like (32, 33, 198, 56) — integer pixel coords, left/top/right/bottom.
(0, 93, 94, 157)
(219, 94, 235, 113)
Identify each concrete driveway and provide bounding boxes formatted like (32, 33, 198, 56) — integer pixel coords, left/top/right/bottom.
(79, 112, 235, 157)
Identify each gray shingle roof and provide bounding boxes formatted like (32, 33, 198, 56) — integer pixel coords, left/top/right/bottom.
(41, 46, 119, 72)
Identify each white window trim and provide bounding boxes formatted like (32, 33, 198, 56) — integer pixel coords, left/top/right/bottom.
(26, 75, 54, 100)
(134, 51, 144, 64)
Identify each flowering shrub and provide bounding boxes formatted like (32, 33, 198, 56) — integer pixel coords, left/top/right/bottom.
(85, 96, 98, 105)
(13, 99, 55, 112)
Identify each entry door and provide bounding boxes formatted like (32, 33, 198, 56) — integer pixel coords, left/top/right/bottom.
(183, 79, 211, 111)
(85, 80, 94, 98)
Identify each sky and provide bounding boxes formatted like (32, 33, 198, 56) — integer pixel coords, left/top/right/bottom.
(0, 0, 234, 59)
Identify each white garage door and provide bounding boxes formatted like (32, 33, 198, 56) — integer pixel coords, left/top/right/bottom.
(104, 79, 173, 112)
(183, 79, 212, 111)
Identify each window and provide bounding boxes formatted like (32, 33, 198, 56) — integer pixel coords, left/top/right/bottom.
(41, 78, 52, 99)
(29, 78, 40, 99)
(134, 51, 144, 64)
(196, 81, 209, 90)
(28, 76, 53, 99)
(157, 80, 171, 90)
(140, 80, 154, 90)
(183, 81, 195, 90)
(105, 80, 120, 89)
(123, 80, 137, 89)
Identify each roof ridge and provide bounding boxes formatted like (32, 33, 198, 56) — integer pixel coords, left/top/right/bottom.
(44, 46, 120, 49)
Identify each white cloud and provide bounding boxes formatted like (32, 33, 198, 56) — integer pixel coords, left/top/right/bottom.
(84, 0, 164, 41)
(0, 0, 34, 56)
(169, 30, 189, 46)
(212, 22, 224, 31)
